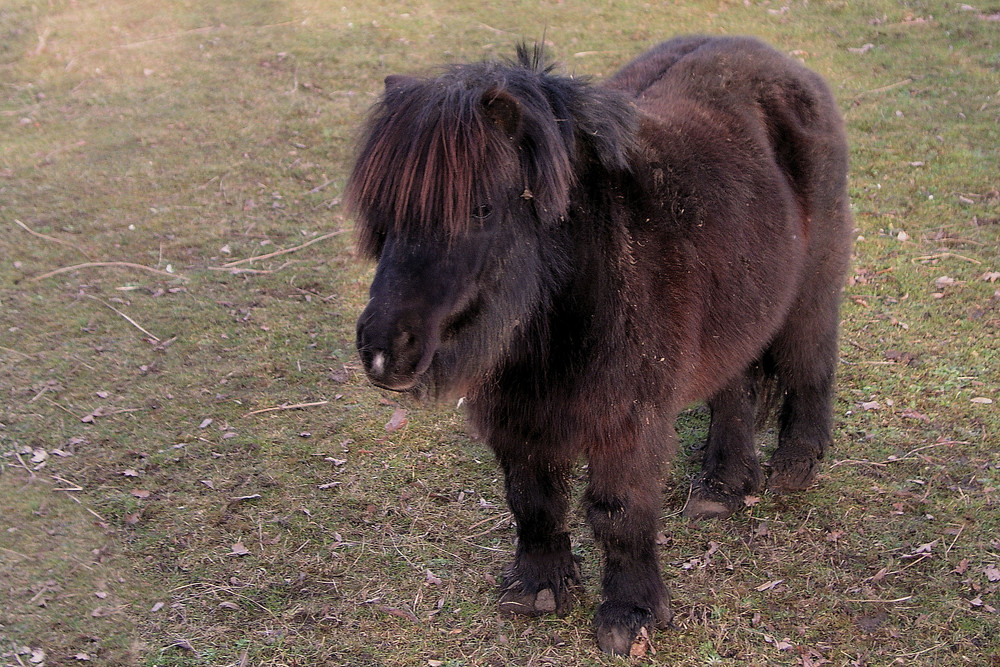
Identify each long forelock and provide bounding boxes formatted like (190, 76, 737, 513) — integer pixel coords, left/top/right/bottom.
(347, 77, 520, 253)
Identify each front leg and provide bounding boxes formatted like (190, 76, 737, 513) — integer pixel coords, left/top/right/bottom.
(494, 445, 581, 616)
(586, 428, 672, 655)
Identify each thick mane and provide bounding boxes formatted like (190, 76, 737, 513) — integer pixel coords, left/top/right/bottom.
(346, 47, 638, 257)
(346, 70, 520, 256)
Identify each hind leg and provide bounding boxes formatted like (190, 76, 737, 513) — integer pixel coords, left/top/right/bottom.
(494, 445, 581, 616)
(768, 288, 841, 493)
(683, 364, 765, 519)
(586, 428, 672, 655)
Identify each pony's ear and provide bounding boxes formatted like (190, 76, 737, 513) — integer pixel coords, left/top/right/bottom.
(481, 89, 522, 139)
(384, 74, 419, 92)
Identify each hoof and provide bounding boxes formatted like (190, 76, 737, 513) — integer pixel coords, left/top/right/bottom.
(593, 600, 670, 656)
(768, 455, 820, 494)
(682, 480, 743, 520)
(499, 586, 563, 615)
(498, 554, 581, 617)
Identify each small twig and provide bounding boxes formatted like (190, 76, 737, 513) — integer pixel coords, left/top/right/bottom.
(466, 511, 512, 531)
(52, 475, 84, 492)
(478, 21, 514, 35)
(207, 261, 293, 275)
(944, 524, 965, 557)
(464, 514, 513, 539)
(895, 643, 948, 659)
(220, 230, 345, 267)
(29, 384, 55, 403)
(15, 218, 93, 260)
(832, 442, 953, 469)
(846, 595, 913, 603)
(84, 507, 108, 523)
(31, 261, 186, 282)
(42, 396, 85, 420)
(0, 345, 35, 360)
(1, 546, 30, 560)
(12, 450, 35, 476)
(896, 442, 955, 461)
(829, 458, 889, 469)
(84, 295, 160, 342)
(305, 179, 336, 195)
(911, 252, 982, 265)
(40, 140, 87, 164)
(89, 25, 218, 53)
(154, 336, 178, 352)
(28, 583, 53, 605)
(853, 77, 914, 99)
(33, 26, 52, 56)
(242, 400, 329, 417)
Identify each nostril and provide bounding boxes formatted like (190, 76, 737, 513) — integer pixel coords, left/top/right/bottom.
(396, 330, 419, 352)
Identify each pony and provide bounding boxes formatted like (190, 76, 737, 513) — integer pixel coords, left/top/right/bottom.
(347, 35, 852, 655)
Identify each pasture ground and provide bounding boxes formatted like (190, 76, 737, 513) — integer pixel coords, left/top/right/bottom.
(1, 0, 998, 665)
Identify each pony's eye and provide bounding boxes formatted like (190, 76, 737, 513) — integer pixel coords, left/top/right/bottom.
(472, 204, 493, 221)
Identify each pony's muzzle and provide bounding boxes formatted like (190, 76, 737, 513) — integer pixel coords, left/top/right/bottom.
(357, 308, 439, 392)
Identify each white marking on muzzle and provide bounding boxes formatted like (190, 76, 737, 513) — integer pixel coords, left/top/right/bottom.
(371, 351, 386, 376)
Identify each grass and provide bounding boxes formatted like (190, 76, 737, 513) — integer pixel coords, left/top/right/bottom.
(1, 0, 998, 664)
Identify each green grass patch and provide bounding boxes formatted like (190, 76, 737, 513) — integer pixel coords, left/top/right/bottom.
(2, 0, 998, 664)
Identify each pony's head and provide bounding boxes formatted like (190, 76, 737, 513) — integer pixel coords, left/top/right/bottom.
(348, 47, 636, 397)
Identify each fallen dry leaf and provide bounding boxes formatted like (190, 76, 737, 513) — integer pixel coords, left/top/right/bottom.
(80, 407, 109, 423)
(971, 397, 993, 405)
(385, 406, 408, 432)
(378, 605, 419, 623)
(131, 489, 150, 499)
(985, 564, 1000, 582)
(756, 579, 784, 592)
(900, 408, 930, 422)
(229, 541, 251, 556)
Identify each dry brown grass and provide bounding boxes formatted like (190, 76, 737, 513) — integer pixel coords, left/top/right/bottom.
(2, 1, 998, 665)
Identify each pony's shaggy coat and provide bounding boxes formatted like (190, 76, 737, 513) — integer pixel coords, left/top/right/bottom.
(348, 36, 852, 655)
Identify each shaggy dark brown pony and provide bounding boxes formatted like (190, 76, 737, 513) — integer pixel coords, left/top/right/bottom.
(347, 35, 852, 655)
